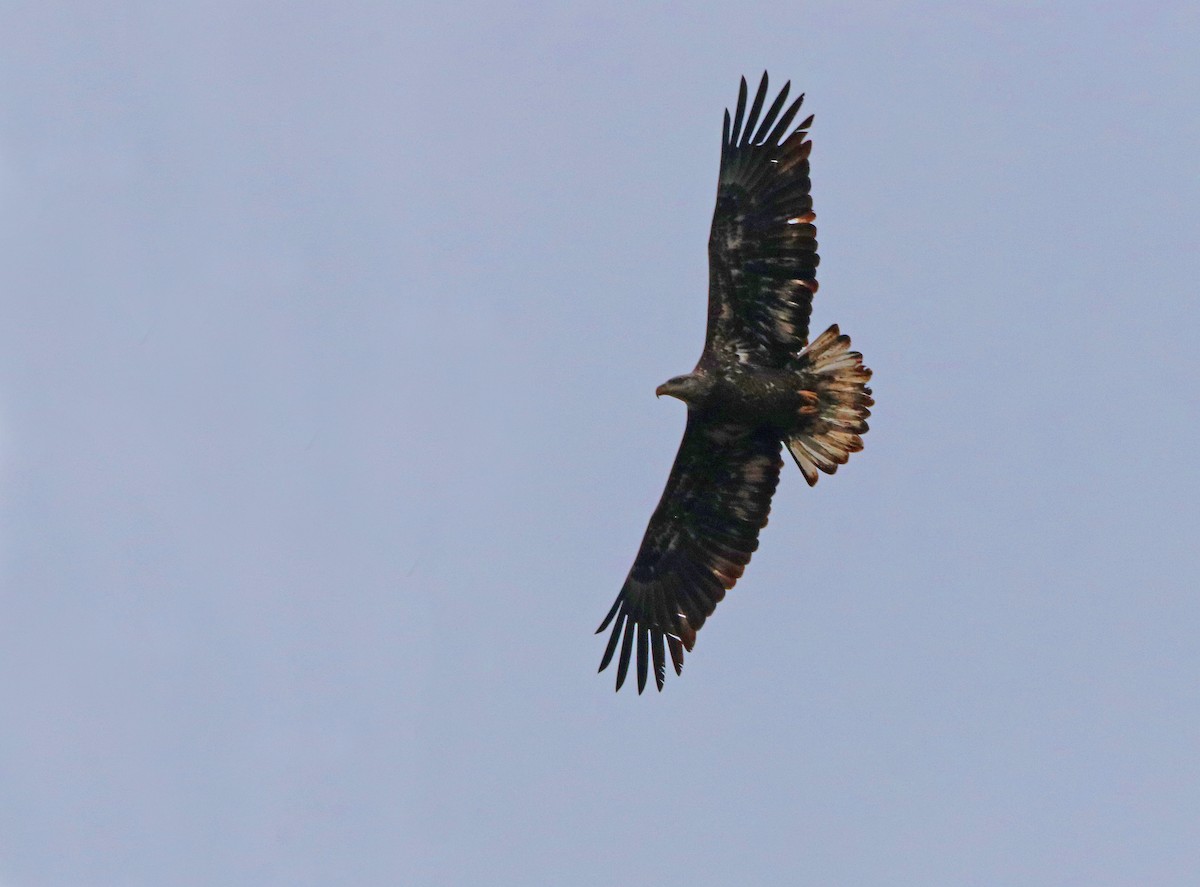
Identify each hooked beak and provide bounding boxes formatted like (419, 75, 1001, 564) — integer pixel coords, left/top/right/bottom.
(655, 383, 667, 398)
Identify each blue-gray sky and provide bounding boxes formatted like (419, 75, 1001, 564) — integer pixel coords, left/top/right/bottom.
(2, 3, 1198, 885)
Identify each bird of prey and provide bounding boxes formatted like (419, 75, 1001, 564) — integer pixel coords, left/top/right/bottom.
(597, 73, 873, 693)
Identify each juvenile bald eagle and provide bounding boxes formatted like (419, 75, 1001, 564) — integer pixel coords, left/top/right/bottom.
(597, 73, 873, 693)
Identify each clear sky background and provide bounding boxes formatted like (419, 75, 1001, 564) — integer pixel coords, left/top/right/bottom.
(2, 3, 1198, 885)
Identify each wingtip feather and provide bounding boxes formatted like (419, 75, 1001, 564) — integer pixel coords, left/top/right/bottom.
(729, 76, 749, 146)
(598, 608, 625, 672)
(596, 594, 622, 633)
(636, 625, 649, 694)
(766, 93, 805, 146)
(652, 631, 666, 691)
(739, 72, 770, 148)
(667, 634, 685, 675)
(750, 80, 790, 146)
(614, 617, 636, 691)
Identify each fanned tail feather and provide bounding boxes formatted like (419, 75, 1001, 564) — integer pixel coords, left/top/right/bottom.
(787, 325, 873, 486)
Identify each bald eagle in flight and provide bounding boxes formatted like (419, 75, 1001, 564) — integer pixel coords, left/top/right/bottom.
(597, 73, 873, 693)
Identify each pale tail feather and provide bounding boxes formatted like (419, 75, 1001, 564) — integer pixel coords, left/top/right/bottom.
(787, 325, 873, 486)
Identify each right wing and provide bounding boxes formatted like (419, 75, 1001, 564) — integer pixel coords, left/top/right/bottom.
(597, 418, 783, 693)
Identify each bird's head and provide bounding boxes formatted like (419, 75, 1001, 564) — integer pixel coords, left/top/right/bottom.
(656, 373, 705, 405)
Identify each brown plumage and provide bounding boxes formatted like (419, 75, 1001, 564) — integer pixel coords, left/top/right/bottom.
(597, 73, 873, 693)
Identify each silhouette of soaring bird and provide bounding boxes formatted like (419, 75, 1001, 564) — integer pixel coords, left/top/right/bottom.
(597, 73, 873, 693)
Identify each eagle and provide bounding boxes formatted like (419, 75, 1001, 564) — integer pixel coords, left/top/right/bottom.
(597, 73, 873, 693)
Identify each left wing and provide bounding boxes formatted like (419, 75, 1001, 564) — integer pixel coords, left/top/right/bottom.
(597, 418, 783, 693)
(704, 72, 818, 369)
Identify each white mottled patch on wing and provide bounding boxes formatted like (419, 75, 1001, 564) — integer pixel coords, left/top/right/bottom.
(741, 454, 772, 483)
(725, 453, 776, 522)
(729, 500, 754, 521)
(723, 226, 744, 251)
(771, 304, 796, 338)
(705, 424, 743, 445)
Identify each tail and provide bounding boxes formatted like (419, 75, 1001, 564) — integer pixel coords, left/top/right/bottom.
(787, 325, 873, 486)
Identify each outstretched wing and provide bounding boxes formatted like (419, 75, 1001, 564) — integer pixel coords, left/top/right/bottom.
(704, 72, 818, 369)
(597, 419, 783, 693)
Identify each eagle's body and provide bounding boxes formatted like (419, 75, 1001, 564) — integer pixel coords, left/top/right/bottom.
(597, 74, 873, 693)
(660, 365, 821, 428)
